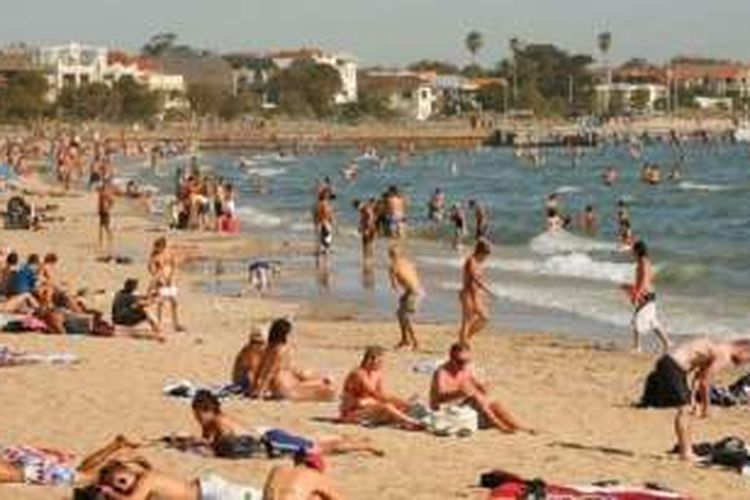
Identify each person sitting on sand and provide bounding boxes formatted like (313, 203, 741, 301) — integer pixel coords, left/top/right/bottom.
(340, 346, 424, 430)
(231, 329, 266, 392)
(94, 457, 261, 500)
(7, 253, 40, 298)
(251, 318, 335, 401)
(430, 343, 534, 434)
(388, 246, 424, 351)
(640, 338, 750, 461)
(191, 390, 383, 458)
(458, 240, 495, 345)
(263, 452, 343, 500)
(112, 278, 162, 340)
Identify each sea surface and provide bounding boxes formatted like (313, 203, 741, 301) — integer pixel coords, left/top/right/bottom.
(118, 139, 750, 343)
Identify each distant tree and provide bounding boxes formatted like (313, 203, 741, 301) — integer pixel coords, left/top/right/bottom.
(187, 84, 224, 117)
(476, 82, 507, 112)
(115, 76, 160, 122)
(56, 78, 158, 122)
(141, 32, 178, 57)
(218, 90, 261, 120)
(465, 31, 484, 65)
(269, 60, 342, 118)
(461, 64, 486, 78)
(407, 60, 460, 75)
(339, 87, 397, 122)
(0, 71, 49, 122)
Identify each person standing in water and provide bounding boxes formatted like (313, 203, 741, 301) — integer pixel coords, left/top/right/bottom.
(450, 203, 466, 250)
(357, 198, 377, 259)
(315, 193, 335, 261)
(458, 239, 494, 345)
(388, 246, 424, 351)
(467, 199, 488, 241)
(621, 240, 670, 353)
(428, 188, 445, 223)
(384, 185, 407, 239)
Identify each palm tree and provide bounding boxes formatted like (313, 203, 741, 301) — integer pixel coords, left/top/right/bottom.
(509, 37, 522, 105)
(597, 31, 613, 114)
(465, 31, 484, 65)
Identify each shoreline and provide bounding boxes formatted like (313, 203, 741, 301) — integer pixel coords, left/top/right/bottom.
(1, 176, 749, 499)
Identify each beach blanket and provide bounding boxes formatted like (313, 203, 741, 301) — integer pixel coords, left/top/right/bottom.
(0, 346, 79, 367)
(708, 373, 750, 407)
(0, 444, 76, 486)
(483, 470, 688, 499)
(162, 379, 244, 400)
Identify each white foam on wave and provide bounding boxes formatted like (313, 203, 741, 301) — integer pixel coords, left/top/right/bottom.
(420, 252, 630, 284)
(235, 206, 283, 227)
(252, 154, 298, 165)
(554, 185, 582, 195)
(678, 181, 731, 192)
(244, 167, 288, 178)
(529, 230, 616, 255)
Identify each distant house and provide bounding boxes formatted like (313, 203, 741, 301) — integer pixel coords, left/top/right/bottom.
(105, 51, 187, 110)
(669, 59, 750, 97)
(159, 55, 234, 93)
(37, 42, 108, 98)
(595, 82, 668, 112)
(359, 70, 435, 120)
(267, 48, 358, 104)
(0, 47, 38, 86)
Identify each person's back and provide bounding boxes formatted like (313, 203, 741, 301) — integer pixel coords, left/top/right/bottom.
(111, 289, 137, 324)
(8, 263, 35, 297)
(232, 335, 266, 388)
(263, 465, 341, 500)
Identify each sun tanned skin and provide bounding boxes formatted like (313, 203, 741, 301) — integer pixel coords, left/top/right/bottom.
(388, 247, 424, 351)
(263, 465, 343, 500)
(458, 242, 493, 345)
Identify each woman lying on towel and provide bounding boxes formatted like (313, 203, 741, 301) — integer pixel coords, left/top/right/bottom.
(251, 318, 335, 402)
(339, 346, 425, 431)
(0, 435, 140, 488)
(190, 390, 384, 459)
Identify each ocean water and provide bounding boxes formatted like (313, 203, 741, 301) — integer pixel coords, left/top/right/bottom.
(120, 139, 750, 340)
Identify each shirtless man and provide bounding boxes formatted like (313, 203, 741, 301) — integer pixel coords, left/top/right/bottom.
(581, 204, 598, 234)
(148, 237, 185, 333)
(428, 188, 445, 222)
(388, 246, 424, 350)
(458, 240, 494, 345)
(340, 346, 423, 430)
(191, 390, 382, 458)
(641, 338, 750, 461)
(449, 203, 466, 250)
(98, 181, 115, 255)
(252, 318, 335, 401)
(430, 343, 533, 434)
(384, 186, 406, 239)
(263, 458, 343, 500)
(95, 458, 260, 500)
(231, 330, 266, 392)
(621, 240, 670, 353)
(357, 198, 377, 259)
(467, 200, 488, 241)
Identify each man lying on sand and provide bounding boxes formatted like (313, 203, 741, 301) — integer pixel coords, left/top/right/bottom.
(430, 343, 534, 434)
(93, 458, 261, 500)
(340, 346, 424, 430)
(251, 318, 336, 401)
(191, 390, 383, 458)
(263, 452, 343, 500)
(641, 337, 750, 461)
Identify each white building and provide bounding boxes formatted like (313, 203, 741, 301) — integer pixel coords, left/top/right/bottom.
(37, 42, 108, 95)
(269, 48, 358, 104)
(359, 71, 436, 121)
(595, 82, 668, 112)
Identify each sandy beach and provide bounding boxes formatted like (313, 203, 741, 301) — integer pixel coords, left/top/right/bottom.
(1, 178, 749, 500)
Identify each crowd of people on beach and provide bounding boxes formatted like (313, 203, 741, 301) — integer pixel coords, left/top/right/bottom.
(2, 128, 750, 499)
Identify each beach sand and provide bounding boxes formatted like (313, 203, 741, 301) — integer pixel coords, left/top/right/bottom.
(1, 178, 749, 500)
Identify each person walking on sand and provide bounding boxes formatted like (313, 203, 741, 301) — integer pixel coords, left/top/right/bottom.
(97, 181, 115, 256)
(458, 239, 495, 345)
(340, 346, 424, 430)
(621, 240, 670, 353)
(640, 338, 750, 461)
(148, 237, 186, 333)
(430, 343, 534, 434)
(388, 246, 424, 351)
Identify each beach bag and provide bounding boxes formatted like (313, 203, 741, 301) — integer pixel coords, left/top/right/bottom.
(261, 429, 315, 458)
(213, 435, 261, 459)
(428, 404, 479, 436)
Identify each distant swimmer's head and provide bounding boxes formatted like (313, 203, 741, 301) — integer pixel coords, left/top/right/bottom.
(730, 339, 750, 366)
(467, 199, 476, 209)
(617, 199, 627, 208)
(632, 240, 648, 259)
(474, 239, 491, 260)
(585, 204, 594, 213)
(360, 345, 385, 370)
(192, 390, 221, 425)
(268, 318, 293, 346)
(449, 342, 471, 367)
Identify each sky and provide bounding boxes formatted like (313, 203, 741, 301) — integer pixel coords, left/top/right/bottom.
(1, 0, 749, 67)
